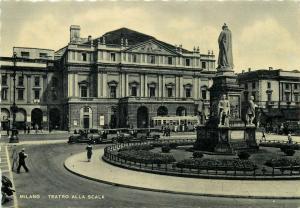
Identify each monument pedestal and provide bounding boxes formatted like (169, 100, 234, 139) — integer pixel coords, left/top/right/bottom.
(194, 70, 258, 153)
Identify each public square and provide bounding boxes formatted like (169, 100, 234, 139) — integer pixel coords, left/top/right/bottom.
(1, 131, 300, 208)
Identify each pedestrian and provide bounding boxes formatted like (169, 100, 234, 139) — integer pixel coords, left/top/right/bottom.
(24, 124, 27, 134)
(17, 148, 29, 173)
(86, 143, 93, 162)
(7, 128, 10, 136)
(288, 132, 293, 144)
(27, 125, 30, 134)
(261, 130, 266, 141)
(35, 124, 39, 134)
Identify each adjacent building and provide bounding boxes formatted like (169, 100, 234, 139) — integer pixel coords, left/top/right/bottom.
(238, 68, 300, 130)
(1, 26, 216, 131)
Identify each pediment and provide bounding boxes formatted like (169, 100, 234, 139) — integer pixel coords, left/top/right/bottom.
(125, 40, 177, 56)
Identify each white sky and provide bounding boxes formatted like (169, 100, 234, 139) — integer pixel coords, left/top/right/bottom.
(1, 1, 300, 72)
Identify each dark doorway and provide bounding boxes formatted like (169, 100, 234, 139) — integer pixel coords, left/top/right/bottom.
(176, 106, 187, 116)
(31, 108, 43, 129)
(137, 106, 148, 128)
(49, 108, 60, 130)
(83, 115, 89, 129)
(157, 106, 168, 116)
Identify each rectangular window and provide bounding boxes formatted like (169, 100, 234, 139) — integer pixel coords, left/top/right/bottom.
(201, 62, 206, 69)
(150, 55, 155, 64)
(168, 57, 172, 65)
(34, 90, 40, 99)
(244, 83, 248, 90)
(18, 76, 24, 86)
(133, 54, 137, 63)
(110, 86, 116, 98)
(39, 53, 48, 58)
(252, 82, 256, 89)
(285, 92, 290, 101)
(34, 76, 40, 86)
(294, 84, 298, 90)
(81, 86, 88, 98)
(150, 87, 155, 97)
(21, 51, 30, 58)
(82, 53, 87, 61)
(202, 90, 207, 100)
(2, 75, 7, 86)
(185, 59, 190, 66)
(167, 88, 173, 97)
(17, 89, 24, 100)
(186, 88, 191, 98)
(131, 86, 137, 96)
(267, 82, 271, 89)
(286, 83, 289, 90)
(110, 53, 116, 62)
(295, 95, 299, 102)
(244, 91, 249, 100)
(1, 88, 8, 100)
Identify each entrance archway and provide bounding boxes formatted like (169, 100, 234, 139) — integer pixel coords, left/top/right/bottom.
(176, 106, 187, 116)
(31, 108, 43, 129)
(157, 106, 168, 116)
(1, 108, 10, 130)
(80, 107, 92, 129)
(16, 108, 26, 129)
(137, 106, 148, 128)
(49, 108, 61, 130)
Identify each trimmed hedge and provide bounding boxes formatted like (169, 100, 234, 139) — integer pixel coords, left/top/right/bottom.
(176, 158, 257, 171)
(118, 144, 154, 152)
(237, 151, 250, 160)
(117, 150, 176, 164)
(162, 145, 171, 153)
(265, 157, 300, 167)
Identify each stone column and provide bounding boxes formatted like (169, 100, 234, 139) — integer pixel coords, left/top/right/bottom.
(97, 73, 102, 97)
(179, 76, 183, 97)
(125, 73, 129, 96)
(144, 74, 148, 97)
(43, 75, 47, 101)
(140, 74, 144, 97)
(27, 75, 31, 103)
(102, 73, 107, 97)
(161, 75, 165, 98)
(158, 75, 162, 97)
(122, 73, 126, 97)
(119, 73, 123, 97)
(74, 73, 79, 97)
(198, 77, 201, 98)
(193, 77, 197, 99)
(176, 76, 180, 98)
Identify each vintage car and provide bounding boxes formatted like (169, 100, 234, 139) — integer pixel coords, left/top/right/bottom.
(68, 130, 102, 144)
(112, 132, 134, 143)
(133, 128, 160, 141)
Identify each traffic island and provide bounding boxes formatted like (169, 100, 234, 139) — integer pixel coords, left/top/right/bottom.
(64, 147, 300, 199)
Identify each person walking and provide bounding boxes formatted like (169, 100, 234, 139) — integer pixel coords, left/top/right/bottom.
(86, 143, 93, 162)
(261, 130, 266, 141)
(17, 148, 29, 173)
(288, 132, 293, 144)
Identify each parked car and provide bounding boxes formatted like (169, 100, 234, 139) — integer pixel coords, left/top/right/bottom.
(133, 128, 160, 141)
(112, 132, 134, 143)
(68, 130, 102, 144)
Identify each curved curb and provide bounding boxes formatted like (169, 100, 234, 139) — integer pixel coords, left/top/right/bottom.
(64, 151, 300, 200)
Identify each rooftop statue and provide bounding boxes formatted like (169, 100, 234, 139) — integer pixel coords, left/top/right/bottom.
(217, 23, 233, 70)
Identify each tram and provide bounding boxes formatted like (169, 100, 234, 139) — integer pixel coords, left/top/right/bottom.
(151, 116, 200, 132)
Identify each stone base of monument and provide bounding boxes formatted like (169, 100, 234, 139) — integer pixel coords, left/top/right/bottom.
(194, 124, 258, 154)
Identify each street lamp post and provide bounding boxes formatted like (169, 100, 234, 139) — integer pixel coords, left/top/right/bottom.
(9, 52, 19, 143)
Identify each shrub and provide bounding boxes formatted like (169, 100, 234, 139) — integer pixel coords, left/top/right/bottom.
(162, 145, 171, 153)
(117, 150, 176, 164)
(169, 143, 178, 149)
(176, 158, 257, 171)
(265, 157, 300, 167)
(118, 144, 153, 152)
(193, 151, 204, 158)
(237, 151, 250, 160)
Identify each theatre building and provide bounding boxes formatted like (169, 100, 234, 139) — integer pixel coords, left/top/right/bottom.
(1, 25, 216, 131)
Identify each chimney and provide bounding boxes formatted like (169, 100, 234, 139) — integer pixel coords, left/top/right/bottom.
(70, 25, 81, 42)
(269, 67, 273, 70)
(248, 67, 251, 72)
(242, 70, 245, 73)
(196, 46, 200, 53)
(88, 35, 92, 41)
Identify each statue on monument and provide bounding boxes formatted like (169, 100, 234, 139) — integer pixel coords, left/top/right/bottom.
(218, 94, 230, 126)
(245, 96, 257, 125)
(217, 23, 234, 70)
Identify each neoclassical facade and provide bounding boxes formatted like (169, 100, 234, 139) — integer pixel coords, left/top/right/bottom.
(1, 26, 216, 130)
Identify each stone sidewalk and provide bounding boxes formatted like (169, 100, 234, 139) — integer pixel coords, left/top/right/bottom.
(64, 148, 300, 199)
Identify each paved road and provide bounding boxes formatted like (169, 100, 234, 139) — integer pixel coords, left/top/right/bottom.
(8, 143, 300, 208)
